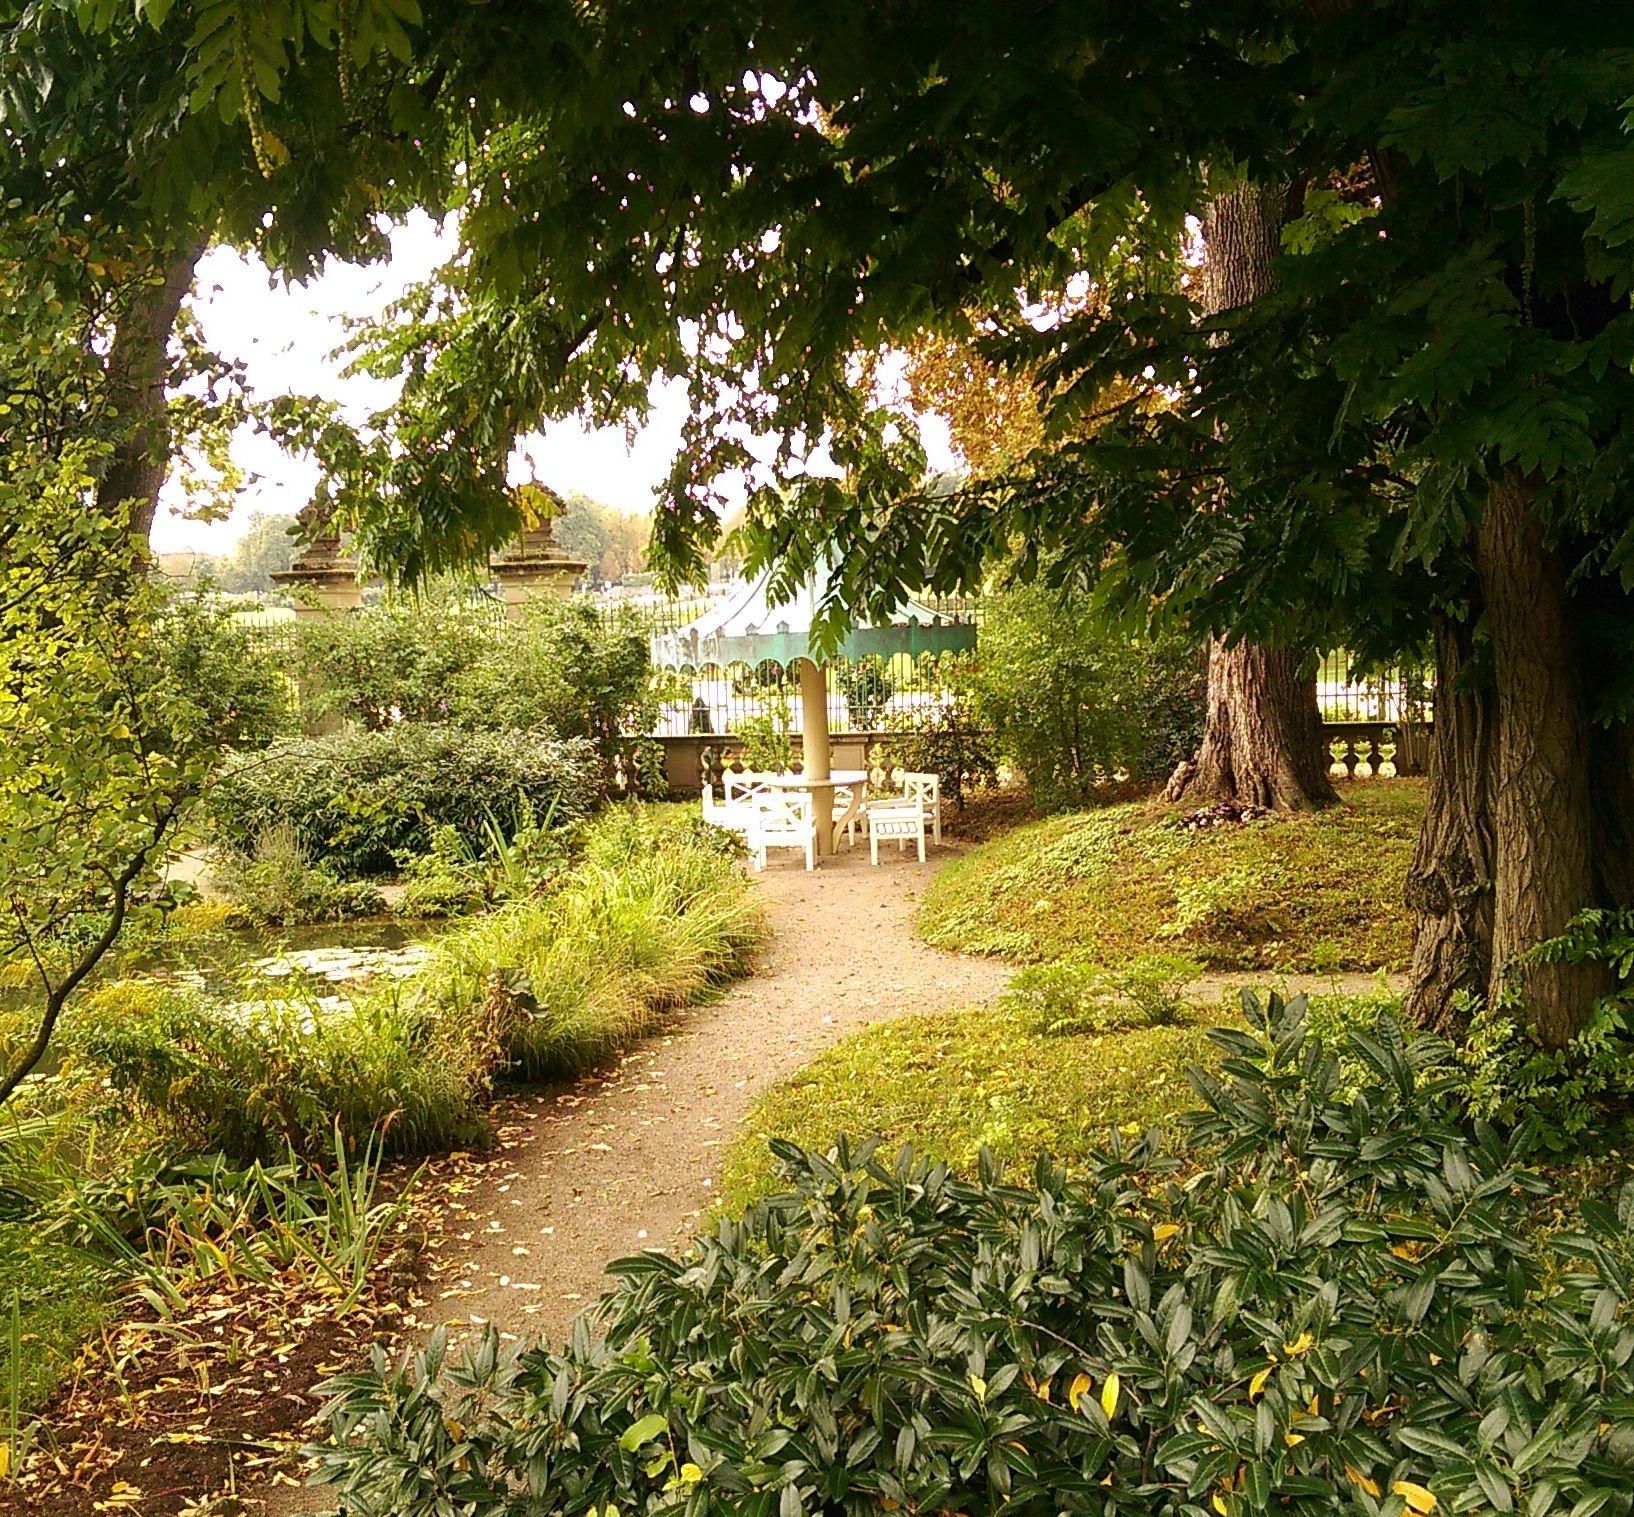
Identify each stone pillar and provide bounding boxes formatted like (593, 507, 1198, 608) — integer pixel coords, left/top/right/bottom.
(489, 522, 588, 619)
(798, 656, 836, 857)
(268, 536, 367, 621)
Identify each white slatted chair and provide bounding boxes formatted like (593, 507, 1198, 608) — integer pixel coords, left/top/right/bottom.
(866, 798, 926, 864)
(701, 782, 761, 841)
(902, 771, 943, 846)
(747, 791, 817, 871)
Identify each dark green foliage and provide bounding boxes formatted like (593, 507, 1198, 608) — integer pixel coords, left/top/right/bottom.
(310, 993, 1634, 1517)
(879, 658, 997, 810)
(970, 586, 1203, 809)
(154, 588, 295, 749)
(208, 725, 599, 879)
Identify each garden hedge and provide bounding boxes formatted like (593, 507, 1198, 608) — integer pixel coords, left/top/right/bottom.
(311, 994, 1634, 1517)
(208, 724, 600, 878)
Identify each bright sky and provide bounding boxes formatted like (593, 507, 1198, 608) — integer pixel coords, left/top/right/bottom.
(152, 211, 958, 558)
(151, 211, 693, 555)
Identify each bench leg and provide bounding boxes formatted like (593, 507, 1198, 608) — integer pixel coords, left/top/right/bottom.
(916, 831, 926, 863)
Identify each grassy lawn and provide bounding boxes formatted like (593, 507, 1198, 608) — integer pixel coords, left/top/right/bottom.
(0, 1227, 109, 1414)
(919, 781, 1422, 972)
(716, 1006, 1221, 1211)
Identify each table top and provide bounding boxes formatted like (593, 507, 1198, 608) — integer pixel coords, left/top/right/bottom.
(758, 770, 867, 789)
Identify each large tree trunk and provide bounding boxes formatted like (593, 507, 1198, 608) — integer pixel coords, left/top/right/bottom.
(1403, 614, 1495, 1037)
(96, 247, 201, 541)
(1475, 471, 1610, 1043)
(1166, 639, 1337, 810)
(1407, 479, 1615, 1045)
(1166, 182, 1337, 812)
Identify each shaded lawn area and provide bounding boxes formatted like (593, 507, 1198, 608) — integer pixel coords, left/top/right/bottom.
(918, 781, 1421, 972)
(717, 1007, 1220, 1212)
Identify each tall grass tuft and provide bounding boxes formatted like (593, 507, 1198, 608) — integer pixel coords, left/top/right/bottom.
(421, 805, 764, 1082)
(67, 806, 763, 1161)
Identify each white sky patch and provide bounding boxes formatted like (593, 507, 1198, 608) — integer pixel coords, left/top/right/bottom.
(155, 212, 959, 556)
(153, 213, 698, 554)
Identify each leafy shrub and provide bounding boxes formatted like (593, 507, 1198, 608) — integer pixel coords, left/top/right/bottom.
(1002, 953, 1204, 1036)
(1449, 909, 1634, 1150)
(209, 724, 599, 878)
(297, 593, 665, 788)
(879, 658, 998, 810)
(311, 992, 1634, 1517)
(68, 981, 495, 1160)
(836, 654, 896, 729)
(970, 583, 1203, 808)
(449, 600, 666, 784)
(733, 692, 796, 773)
(214, 822, 386, 925)
(296, 590, 502, 729)
(155, 587, 296, 749)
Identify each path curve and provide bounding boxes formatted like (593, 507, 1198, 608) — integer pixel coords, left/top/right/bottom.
(414, 845, 1012, 1347)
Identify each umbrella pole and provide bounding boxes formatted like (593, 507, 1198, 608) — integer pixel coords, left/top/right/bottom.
(797, 657, 834, 855)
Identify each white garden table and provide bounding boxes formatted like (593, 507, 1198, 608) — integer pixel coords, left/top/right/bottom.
(757, 769, 868, 859)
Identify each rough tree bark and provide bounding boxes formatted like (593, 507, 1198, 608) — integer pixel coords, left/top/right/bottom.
(1403, 614, 1495, 1037)
(1166, 639, 1338, 811)
(95, 246, 201, 541)
(1476, 471, 1611, 1042)
(1406, 478, 1617, 1046)
(1166, 182, 1338, 812)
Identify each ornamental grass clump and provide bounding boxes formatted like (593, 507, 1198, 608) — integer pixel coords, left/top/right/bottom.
(420, 806, 763, 1081)
(311, 992, 1634, 1517)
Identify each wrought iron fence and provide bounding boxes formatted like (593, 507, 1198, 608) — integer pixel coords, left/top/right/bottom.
(1316, 648, 1433, 724)
(234, 597, 1431, 749)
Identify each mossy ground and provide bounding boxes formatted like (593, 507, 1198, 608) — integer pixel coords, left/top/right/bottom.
(716, 1006, 1221, 1211)
(918, 781, 1422, 972)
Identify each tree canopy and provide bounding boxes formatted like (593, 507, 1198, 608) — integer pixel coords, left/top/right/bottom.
(15, 0, 1634, 1039)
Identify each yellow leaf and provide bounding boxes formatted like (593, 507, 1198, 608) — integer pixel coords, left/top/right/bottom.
(1249, 1365, 1274, 1399)
(1392, 1482, 1437, 1514)
(1035, 1376, 1052, 1403)
(679, 1464, 703, 1485)
(1153, 1223, 1182, 1244)
(1100, 1373, 1121, 1418)
(969, 1373, 987, 1401)
(0, 1443, 9, 1479)
(1069, 1372, 1093, 1412)
(1213, 1497, 1229, 1516)
(1345, 1467, 1381, 1498)
(1283, 1431, 1304, 1447)
(1283, 1331, 1315, 1357)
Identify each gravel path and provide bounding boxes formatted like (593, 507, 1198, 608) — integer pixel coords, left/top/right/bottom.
(412, 844, 1014, 1347)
